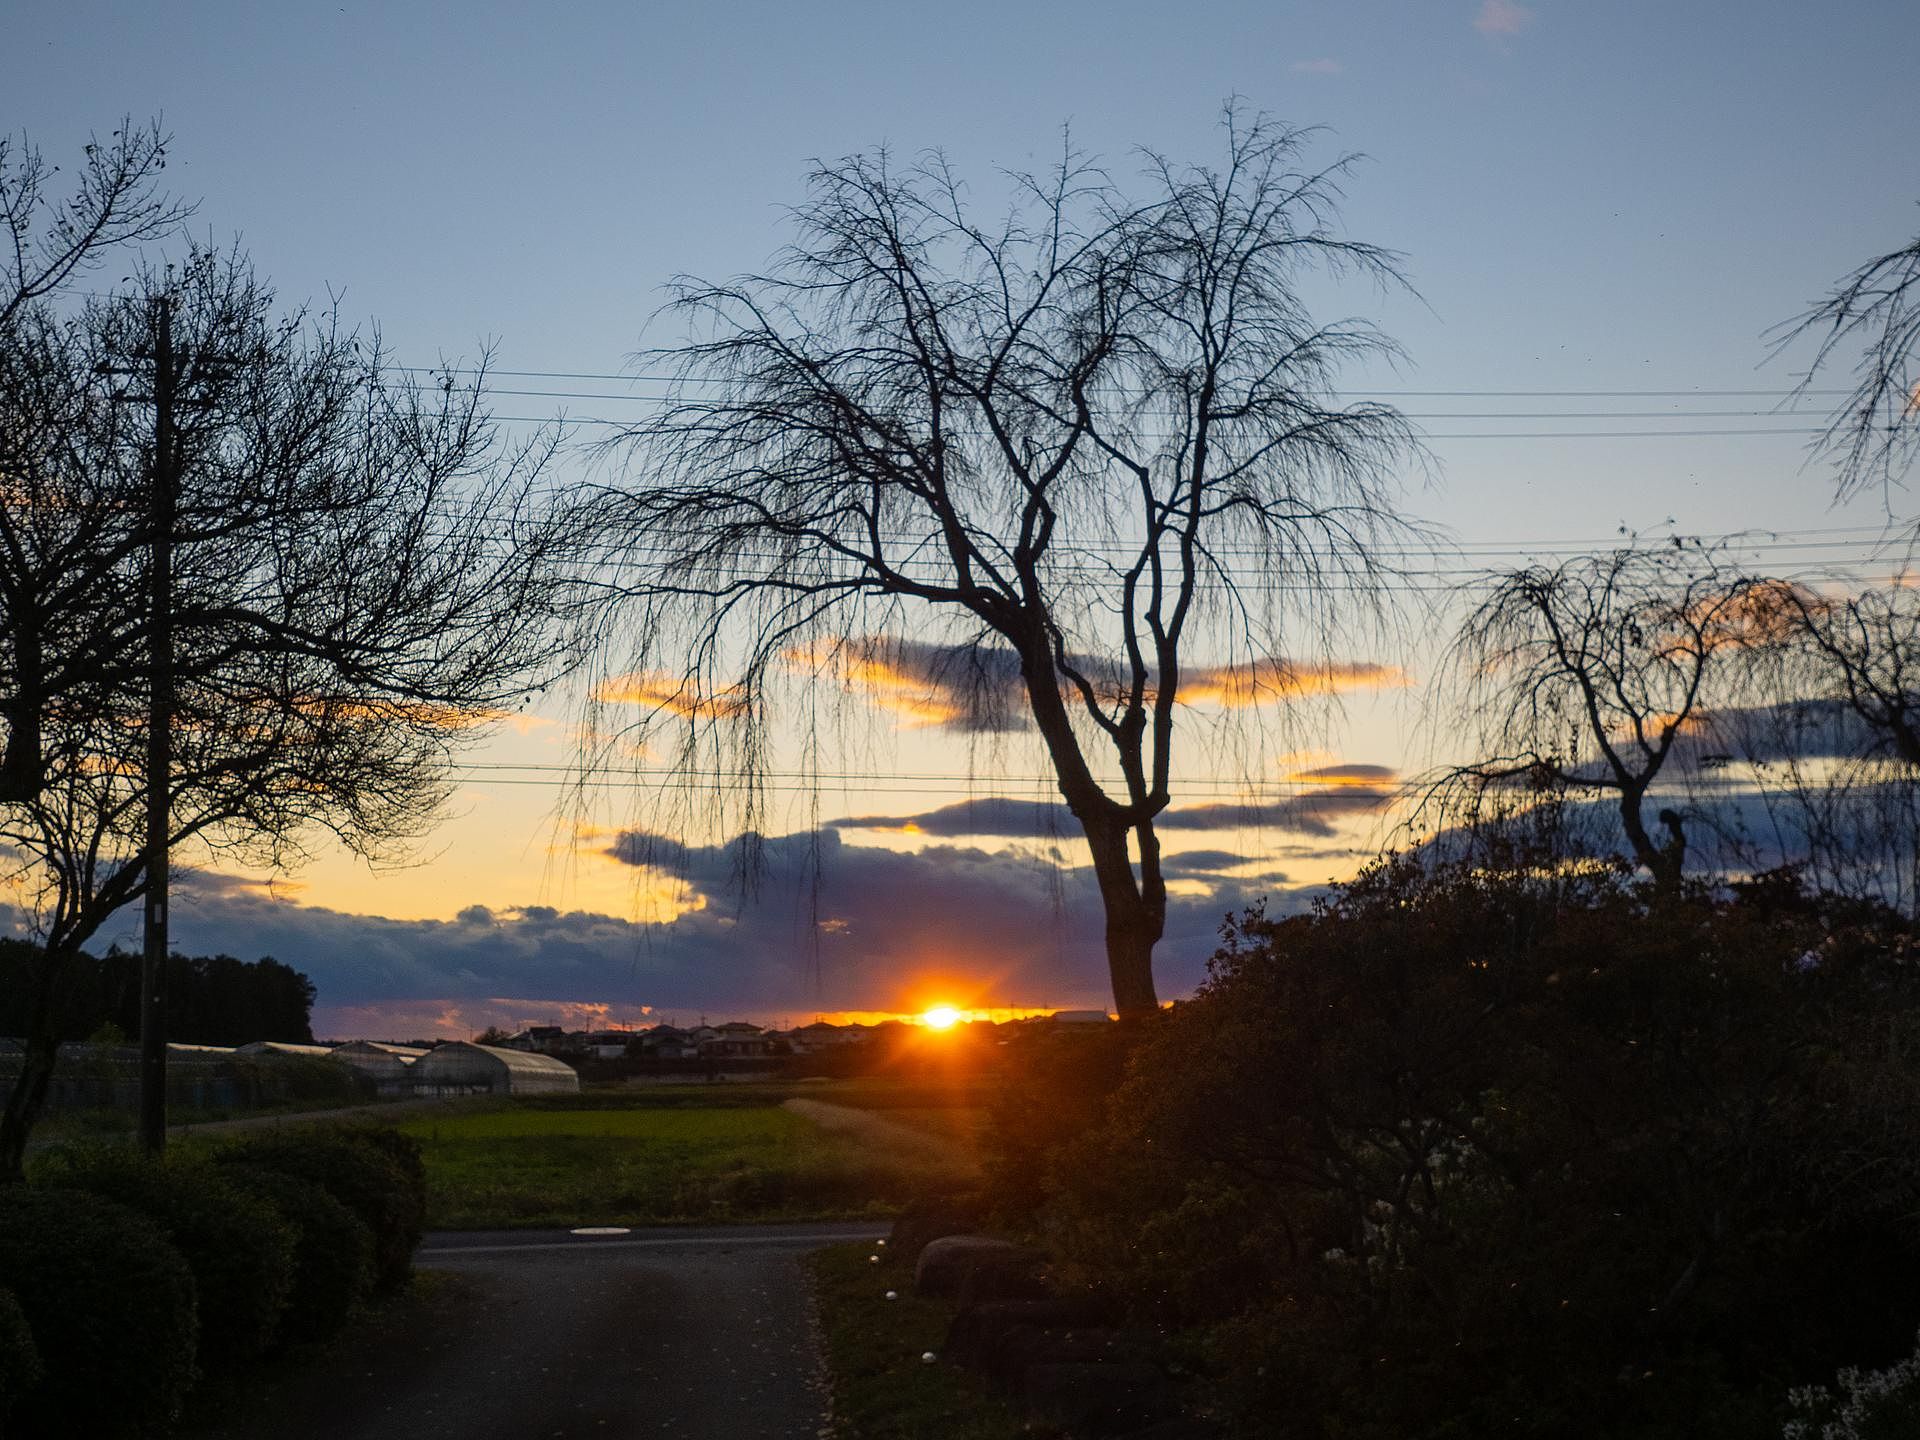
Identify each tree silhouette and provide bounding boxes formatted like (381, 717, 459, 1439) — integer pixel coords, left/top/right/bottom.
(0, 250, 572, 1175)
(584, 108, 1421, 1018)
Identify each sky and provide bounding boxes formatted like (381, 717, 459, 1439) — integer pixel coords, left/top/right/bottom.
(4, 1, 1917, 1037)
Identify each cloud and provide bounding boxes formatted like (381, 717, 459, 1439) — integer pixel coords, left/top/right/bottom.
(1475, 0, 1534, 35)
(1162, 849, 1262, 876)
(796, 635, 1407, 732)
(1291, 58, 1344, 74)
(592, 671, 749, 719)
(84, 826, 1312, 1037)
(1288, 762, 1400, 786)
(1175, 659, 1409, 708)
(831, 798, 1069, 838)
(785, 637, 1026, 733)
(1160, 790, 1394, 836)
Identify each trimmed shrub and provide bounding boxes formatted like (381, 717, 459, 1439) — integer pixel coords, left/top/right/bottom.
(216, 1123, 425, 1290)
(48, 1151, 297, 1371)
(0, 1285, 41, 1429)
(220, 1164, 374, 1345)
(0, 1186, 197, 1438)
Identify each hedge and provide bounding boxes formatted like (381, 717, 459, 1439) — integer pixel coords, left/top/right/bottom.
(0, 1187, 198, 1438)
(51, 1151, 296, 1370)
(220, 1163, 374, 1345)
(216, 1123, 426, 1291)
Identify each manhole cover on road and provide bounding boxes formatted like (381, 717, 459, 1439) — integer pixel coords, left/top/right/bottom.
(570, 1226, 633, 1236)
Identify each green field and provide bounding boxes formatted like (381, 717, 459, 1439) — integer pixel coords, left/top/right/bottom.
(395, 1082, 983, 1229)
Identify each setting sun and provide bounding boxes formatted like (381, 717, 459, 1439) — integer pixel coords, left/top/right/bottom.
(920, 1006, 961, 1030)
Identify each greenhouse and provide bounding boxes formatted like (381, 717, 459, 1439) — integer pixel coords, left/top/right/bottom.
(406, 1041, 579, 1096)
(327, 1040, 427, 1096)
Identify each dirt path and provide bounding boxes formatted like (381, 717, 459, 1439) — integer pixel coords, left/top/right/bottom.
(183, 1222, 885, 1440)
(779, 1096, 959, 1159)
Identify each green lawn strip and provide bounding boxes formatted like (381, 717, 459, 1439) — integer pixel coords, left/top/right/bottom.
(394, 1099, 974, 1229)
(809, 1243, 1045, 1440)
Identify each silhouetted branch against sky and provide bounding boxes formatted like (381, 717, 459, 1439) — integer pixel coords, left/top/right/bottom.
(0, 118, 191, 331)
(1771, 203, 1920, 509)
(579, 103, 1432, 1017)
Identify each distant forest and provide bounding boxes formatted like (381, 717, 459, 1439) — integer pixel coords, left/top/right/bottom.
(0, 941, 315, 1046)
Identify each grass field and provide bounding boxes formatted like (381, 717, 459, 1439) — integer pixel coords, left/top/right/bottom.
(395, 1080, 984, 1229)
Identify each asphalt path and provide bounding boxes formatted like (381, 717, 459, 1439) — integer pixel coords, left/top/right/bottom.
(188, 1222, 888, 1440)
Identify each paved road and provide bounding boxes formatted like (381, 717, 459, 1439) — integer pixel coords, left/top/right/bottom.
(188, 1222, 887, 1440)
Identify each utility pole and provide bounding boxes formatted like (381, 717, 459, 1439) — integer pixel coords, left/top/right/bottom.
(139, 293, 176, 1157)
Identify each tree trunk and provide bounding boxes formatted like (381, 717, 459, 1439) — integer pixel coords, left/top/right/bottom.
(0, 947, 72, 1183)
(1079, 813, 1163, 1020)
(0, 1030, 58, 1184)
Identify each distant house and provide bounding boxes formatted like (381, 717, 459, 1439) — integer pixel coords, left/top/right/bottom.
(631, 1025, 699, 1059)
(700, 1022, 771, 1059)
(509, 1025, 570, 1055)
(407, 1041, 579, 1096)
(1050, 1010, 1112, 1025)
(579, 1030, 636, 1060)
(784, 1020, 869, 1053)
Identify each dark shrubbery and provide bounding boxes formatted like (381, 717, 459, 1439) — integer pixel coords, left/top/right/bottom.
(216, 1122, 426, 1290)
(220, 1164, 375, 1345)
(46, 1151, 297, 1371)
(1044, 858, 1920, 1439)
(0, 1285, 41, 1429)
(978, 1021, 1139, 1222)
(0, 1187, 198, 1438)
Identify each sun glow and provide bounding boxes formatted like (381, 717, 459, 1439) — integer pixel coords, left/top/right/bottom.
(919, 1006, 962, 1030)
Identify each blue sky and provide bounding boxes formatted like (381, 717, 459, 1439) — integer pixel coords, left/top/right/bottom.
(6, 1, 1917, 1034)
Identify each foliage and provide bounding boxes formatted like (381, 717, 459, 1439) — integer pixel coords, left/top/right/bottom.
(215, 1124, 425, 1292)
(210, 1164, 374, 1347)
(1784, 1329, 1920, 1439)
(0, 1186, 198, 1438)
(44, 1149, 297, 1370)
(0, 1285, 40, 1427)
(1046, 857, 1920, 1438)
(977, 1023, 1139, 1223)
(0, 940, 317, 1045)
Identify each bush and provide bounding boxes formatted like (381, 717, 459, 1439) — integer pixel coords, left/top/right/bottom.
(0, 1285, 41, 1429)
(216, 1123, 426, 1290)
(47, 1150, 297, 1371)
(0, 1186, 197, 1438)
(1785, 1329, 1920, 1438)
(978, 1021, 1139, 1221)
(1048, 859, 1920, 1438)
(219, 1164, 374, 1345)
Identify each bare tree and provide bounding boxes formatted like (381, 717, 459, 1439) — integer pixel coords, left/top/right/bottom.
(1770, 204, 1920, 502)
(1, 118, 189, 329)
(583, 109, 1422, 1019)
(0, 251, 572, 1175)
(1434, 547, 1777, 893)
(1732, 578, 1920, 910)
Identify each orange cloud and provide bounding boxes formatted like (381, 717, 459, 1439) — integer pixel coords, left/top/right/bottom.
(592, 671, 750, 719)
(1286, 762, 1400, 787)
(1178, 659, 1409, 708)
